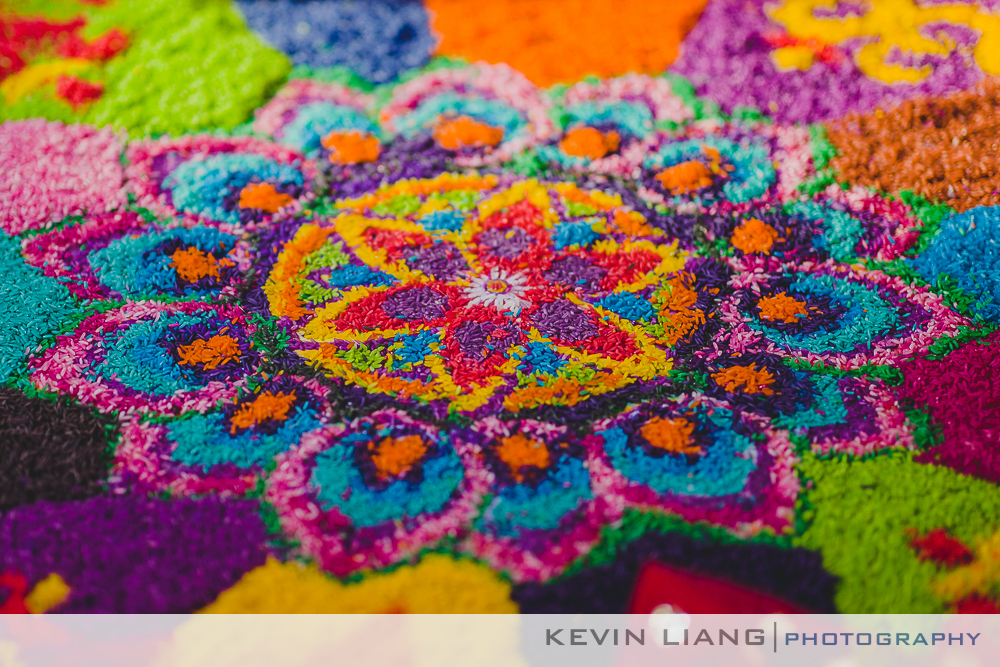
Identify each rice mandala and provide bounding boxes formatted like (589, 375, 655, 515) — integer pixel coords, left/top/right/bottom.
(2, 0, 1000, 617)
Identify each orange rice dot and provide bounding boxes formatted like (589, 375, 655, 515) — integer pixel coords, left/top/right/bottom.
(495, 433, 550, 480)
(169, 246, 221, 283)
(560, 127, 621, 159)
(758, 292, 810, 324)
(176, 334, 241, 370)
(239, 182, 293, 213)
(321, 130, 381, 164)
(640, 416, 700, 455)
(432, 115, 504, 150)
(655, 160, 714, 195)
(701, 145, 726, 167)
(612, 209, 655, 236)
(730, 218, 780, 255)
(370, 434, 428, 480)
(229, 391, 298, 433)
(711, 364, 776, 396)
(657, 274, 707, 346)
(425, 0, 710, 86)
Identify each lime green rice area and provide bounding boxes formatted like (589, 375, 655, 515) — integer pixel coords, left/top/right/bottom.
(794, 451, 1000, 612)
(3, 0, 290, 136)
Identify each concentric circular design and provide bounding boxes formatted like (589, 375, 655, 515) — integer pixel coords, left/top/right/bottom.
(458, 417, 619, 582)
(116, 375, 328, 496)
(260, 175, 705, 415)
(266, 408, 486, 576)
(535, 74, 692, 176)
(588, 394, 798, 535)
(718, 261, 972, 369)
(640, 129, 775, 206)
(29, 301, 260, 416)
(253, 78, 378, 156)
(378, 63, 555, 166)
(125, 135, 315, 232)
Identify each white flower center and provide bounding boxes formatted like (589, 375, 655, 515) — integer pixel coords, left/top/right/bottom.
(486, 279, 510, 294)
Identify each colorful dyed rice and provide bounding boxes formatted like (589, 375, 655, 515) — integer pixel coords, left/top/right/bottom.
(1, 0, 1000, 616)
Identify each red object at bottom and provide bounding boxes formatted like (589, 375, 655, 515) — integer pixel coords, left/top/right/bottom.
(955, 595, 1000, 614)
(628, 562, 808, 614)
(0, 570, 29, 614)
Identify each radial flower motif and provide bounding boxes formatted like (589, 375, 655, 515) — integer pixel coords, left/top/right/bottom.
(260, 174, 708, 416)
(266, 409, 487, 576)
(378, 63, 555, 166)
(9, 42, 1000, 617)
(536, 74, 693, 177)
(588, 394, 799, 536)
(464, 268, 531, 313)
(252, 78, 378, 156)
(21, 211, 248, 301)
(28, 301, 261, 416)
(125, 135, 315, 233)
(717, 259, 971, 369)
(458, 417, 619, 583)
(116, 375, 328, 497)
